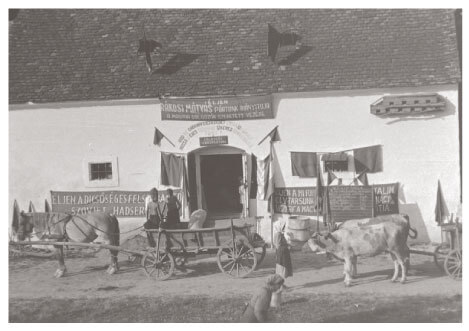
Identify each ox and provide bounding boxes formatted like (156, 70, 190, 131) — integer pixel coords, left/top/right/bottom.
(308, 214, 417, 287)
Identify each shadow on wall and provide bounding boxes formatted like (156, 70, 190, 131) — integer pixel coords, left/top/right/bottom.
(399, 203, 430, 244)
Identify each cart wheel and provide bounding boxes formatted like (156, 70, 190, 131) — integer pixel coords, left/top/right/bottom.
(254, 244, 267, 269)
(434, 243, 451, 271)
(217, 239, 257, 278)
(444, 249, 462, 280)
(141, 250, 175, 281)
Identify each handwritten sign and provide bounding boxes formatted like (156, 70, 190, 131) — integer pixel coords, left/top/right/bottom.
(273, 187, 317, 215)
(161, 95, 273, 121)
(327, 186, 373, 222)
(50, 190, 182, 217)
(373, 183, 399, 215)
(199, 136, 228, 146)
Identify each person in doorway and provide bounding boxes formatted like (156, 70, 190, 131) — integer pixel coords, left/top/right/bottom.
(273, 221, 293, 282)
(144, 188, 164, 247)
(239, 274, 285, 322)
(165, 188, 181, 229)
(238, 176, 247, 213)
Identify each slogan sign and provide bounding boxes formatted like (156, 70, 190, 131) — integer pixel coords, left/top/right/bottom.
(199, 135, 228, 146)
(50, 190, 182, 217)
(273, 187, 317, 215)
(373, 183, 399, 215)
(327, 186, 373, 222)
(161, 95, 273, 121)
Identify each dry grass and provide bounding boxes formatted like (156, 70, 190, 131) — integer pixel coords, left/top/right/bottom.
(9, 293, 461, 323)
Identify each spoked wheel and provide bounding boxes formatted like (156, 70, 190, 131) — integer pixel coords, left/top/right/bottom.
(444, 249, 462, 280)
(217, 239, 257, 278)
(254, 244, 267, 269)
(434, 243, 451, 271)
(141, 250, 175, 281)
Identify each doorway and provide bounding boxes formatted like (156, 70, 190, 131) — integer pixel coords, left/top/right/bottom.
(200, 154, 243, 215)
(190, 146, 248, 220)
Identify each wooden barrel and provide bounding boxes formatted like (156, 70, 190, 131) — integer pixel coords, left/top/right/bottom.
(286, 217, 311, 243)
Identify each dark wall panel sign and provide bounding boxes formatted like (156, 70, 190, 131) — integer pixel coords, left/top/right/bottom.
(199, 135, 228, 146)
(328, 186, 373, 222)
(51, 190, 182, 217)
(161, 95, 273, 121)
(273, 187, 317, 215)
(373, 183, 399, 215)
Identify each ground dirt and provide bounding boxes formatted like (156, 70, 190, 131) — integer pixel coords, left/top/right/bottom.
(9, 242, 462, 322)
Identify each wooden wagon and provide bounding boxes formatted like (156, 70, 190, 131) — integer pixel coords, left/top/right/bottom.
(142, 219, 267, 280)
(410, 217, 462, 280)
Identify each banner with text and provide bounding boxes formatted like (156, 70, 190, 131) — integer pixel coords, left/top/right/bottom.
(273, 187, 317, 215)
(373, 183, 399, 216)
(50, 190, 182, 217)
(161, 95, 273, 121)
(327, 186, 373, 222)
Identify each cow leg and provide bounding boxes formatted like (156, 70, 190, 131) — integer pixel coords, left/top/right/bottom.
(390, 252, 399, 282)
(54, 245, 66, 278)
(351, 255, 358, 278)
(396, 251, 408, 284)
(106, 248, 119, 275)
(343, 258, 353, 287)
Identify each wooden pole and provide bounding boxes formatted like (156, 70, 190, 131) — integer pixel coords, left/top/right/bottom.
(9, 241, 140, 256)
(316, 155, 320, 233)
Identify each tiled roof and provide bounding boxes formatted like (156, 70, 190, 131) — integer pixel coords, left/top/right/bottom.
(9, 9, 461, 104)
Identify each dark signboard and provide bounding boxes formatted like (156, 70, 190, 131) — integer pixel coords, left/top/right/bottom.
(373, 183, 399, 215)
(50, 190, 182, 217)
(273, 187, 317, 215)
(199, 135, 228, 146)
(161, 95, 273, 121)
(327, 186, 373, 222)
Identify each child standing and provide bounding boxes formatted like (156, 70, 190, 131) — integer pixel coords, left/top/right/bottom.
(144, 188, 165, 247)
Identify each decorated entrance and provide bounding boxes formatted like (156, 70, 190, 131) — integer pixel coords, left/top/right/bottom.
(189, 146, 249, 220)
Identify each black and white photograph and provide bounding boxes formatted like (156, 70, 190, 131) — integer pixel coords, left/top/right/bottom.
(6, 3, 464, 324)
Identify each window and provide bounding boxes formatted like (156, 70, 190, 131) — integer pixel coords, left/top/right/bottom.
(324, 161, 348, 172)
(89, 162, 113, 181)
(83, 155, 119, 187)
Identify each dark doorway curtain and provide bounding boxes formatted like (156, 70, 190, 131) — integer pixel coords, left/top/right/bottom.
(187, 152, 197, 213)
(250, 154, 258, 199)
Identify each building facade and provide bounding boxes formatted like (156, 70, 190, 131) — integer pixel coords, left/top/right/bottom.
(9, 9, 461, 243)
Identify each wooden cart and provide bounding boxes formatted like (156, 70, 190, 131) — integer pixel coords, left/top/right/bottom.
(142, 219, 267, 280)
(433, 220, 462, 279)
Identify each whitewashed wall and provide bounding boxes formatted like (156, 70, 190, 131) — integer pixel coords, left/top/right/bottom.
(9, 84, 460, 242)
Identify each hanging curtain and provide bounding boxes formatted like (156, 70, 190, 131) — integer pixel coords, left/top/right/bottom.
(291, 152, 318, 177)
(353, 145, 383, 173)
(161, 153, 184, 187)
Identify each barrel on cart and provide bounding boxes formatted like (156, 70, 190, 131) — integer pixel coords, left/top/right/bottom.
(142, 219, 267, 281)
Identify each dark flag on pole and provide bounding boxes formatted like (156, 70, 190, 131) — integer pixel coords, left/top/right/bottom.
(435, 180, 450, 225)
(12, 199, 20, 229)
(267, 24, 302, 62)
(153, 127, 165, 146)
(268, 24, 280, 62)
(153, 127, 175, 147)
(45, 199, 51, 213)
(327, 170, 337, 185)
(258, 126, 280, 145)
(28, 201, 36, 213)
(316, 168, 324, 213)
(358, 172, 369, 186)
(137, 31, 162, 73)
